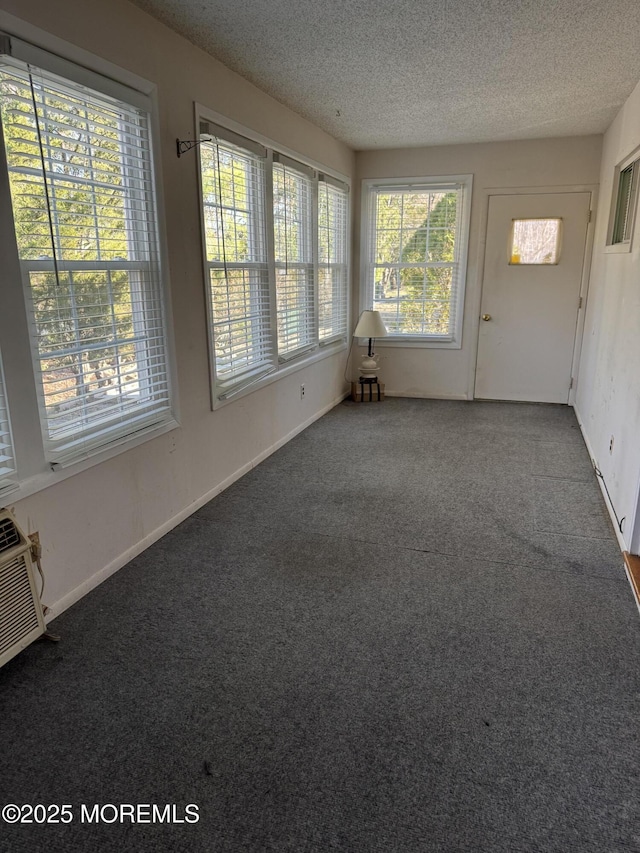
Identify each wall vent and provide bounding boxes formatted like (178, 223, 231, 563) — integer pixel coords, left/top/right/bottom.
(0, 515, 20, 553)
(0, 509, 45, 668)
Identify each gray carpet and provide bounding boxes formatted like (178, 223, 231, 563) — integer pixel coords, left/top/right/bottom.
(1, 399, 639, 853)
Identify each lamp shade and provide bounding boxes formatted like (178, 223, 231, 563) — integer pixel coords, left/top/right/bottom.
(353, 310, 387, 339)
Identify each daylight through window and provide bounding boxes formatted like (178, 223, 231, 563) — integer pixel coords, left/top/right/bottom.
(362, 178, 471, 344)
(0, 40, 175, 470)
(510, 218, 561, 265)
(198, 122, 349, 403)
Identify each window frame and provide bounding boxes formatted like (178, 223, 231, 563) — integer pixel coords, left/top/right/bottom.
(273, 154, 318, 361)
(0, 27, 178, 501)
(606, 151, 639, 253)
(198, 125, 276, 402)
(360, 174, 472, 349)
(508, 218, 563, 265)
(195, 106, 351, 409)
(318, 175, 349, 346)
(0, 349, 17, 498)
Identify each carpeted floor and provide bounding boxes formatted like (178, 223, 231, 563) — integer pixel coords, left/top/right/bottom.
(1, 399, 639, 852)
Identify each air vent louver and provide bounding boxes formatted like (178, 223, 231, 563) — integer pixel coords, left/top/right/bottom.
(0, 510, 44, 667)
(0, 515, 21, 554)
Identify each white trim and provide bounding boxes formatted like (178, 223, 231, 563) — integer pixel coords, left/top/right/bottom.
(468, 183, 599, 402)
(573, 403, 628, 553)
(212, 338, 346, 409)
(574, 404, 638, 612)
(0, 11, 156, 96)
(359, 174, 473, 348)
(0, 19, 179, 499)
(199, 119, 267, 158)
(194, 104, 350, 409)
(0, 34, 150, 110)
(6, 418, 179, 504)
(568, 187, 598, 407)
(373, 337, 463, 350)
(605, 144, 640, 252)
(273, 150, 316, 179)
(385, 391, 468, 400)
(44, 391, 348, 620)
(195, 103, 350, 188)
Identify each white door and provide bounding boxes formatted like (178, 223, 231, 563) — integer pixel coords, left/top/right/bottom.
(475, 192, 591, 403)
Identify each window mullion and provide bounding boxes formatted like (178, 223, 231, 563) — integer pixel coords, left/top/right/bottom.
(311, 172, 319, 347)
(265, 151, 279, 373)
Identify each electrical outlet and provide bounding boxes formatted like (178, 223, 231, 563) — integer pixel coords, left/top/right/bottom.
(28, 530, 42, 559)
(609, 435, 614, 454)
(300, 383, 306, 399)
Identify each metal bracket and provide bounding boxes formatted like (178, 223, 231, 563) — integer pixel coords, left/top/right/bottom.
(176, 138, 202, 158)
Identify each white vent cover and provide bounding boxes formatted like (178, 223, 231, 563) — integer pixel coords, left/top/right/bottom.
(0, 509, 45, 668)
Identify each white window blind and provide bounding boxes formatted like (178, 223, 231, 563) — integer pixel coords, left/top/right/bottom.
(611, 160, 638, 245)
(365, 181, 468, 341)
(318, 176, 348, 343)
(199, 133, 275, 399)
(197, 119, 351, 404)
(0, 58, 173, 466)
(0, 355, 16, 495)
(273, 159, 316, 360)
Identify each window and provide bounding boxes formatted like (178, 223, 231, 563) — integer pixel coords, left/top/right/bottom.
(0, 353, 16, 496)
(608, 158, 639, 248)
(361, 176, 472, 346)
(510, 218, 561, 265)
(318, 176, 349, 343)
(0, 34, 175, 479)
(199, 128, 274, 400)
(273, 156, 316, 359)
(198, 119, 350, 404)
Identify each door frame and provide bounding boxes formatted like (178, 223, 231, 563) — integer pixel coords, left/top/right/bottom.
(467, 184, 599, 403)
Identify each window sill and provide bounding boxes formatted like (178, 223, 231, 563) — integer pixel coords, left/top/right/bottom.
(3, 417, 180, 506)
(604, 241, 634, 254)
(362, 336, 462, 350)
(212, 338, 347, 409)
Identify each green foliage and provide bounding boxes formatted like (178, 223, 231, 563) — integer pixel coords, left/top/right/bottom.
(0, 71, 141, 421)
(373, 190, 458, 335)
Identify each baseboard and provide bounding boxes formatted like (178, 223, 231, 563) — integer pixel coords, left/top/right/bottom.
(47, 390, 349, 621)
(623, 553, 640, 616)
(572, 404, 628, 554)
(384, 391, 469, 400)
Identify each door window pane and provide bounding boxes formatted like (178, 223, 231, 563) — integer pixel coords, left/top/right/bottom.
(510, 218, 561, 265)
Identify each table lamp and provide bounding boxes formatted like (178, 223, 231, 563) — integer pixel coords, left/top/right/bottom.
(353, 310, 388, 380)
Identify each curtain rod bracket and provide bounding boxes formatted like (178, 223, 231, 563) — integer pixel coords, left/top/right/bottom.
(176, 138, 202, 158)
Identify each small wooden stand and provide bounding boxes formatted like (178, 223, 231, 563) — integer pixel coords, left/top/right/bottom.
(351, 378, 385, 402)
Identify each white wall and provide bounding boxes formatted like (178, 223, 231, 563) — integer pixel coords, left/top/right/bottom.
(354, 137, 602, 398)
(576, 80, 640, 554)
(1, 0, 354, 614)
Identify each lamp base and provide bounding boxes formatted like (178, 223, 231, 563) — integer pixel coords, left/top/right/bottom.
(359, 353, 379, 379)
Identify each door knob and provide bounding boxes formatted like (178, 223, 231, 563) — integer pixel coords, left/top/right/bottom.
(482, 314, 492, 321)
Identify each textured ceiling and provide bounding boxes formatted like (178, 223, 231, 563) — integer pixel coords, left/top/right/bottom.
(130, 0, 640, 150)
